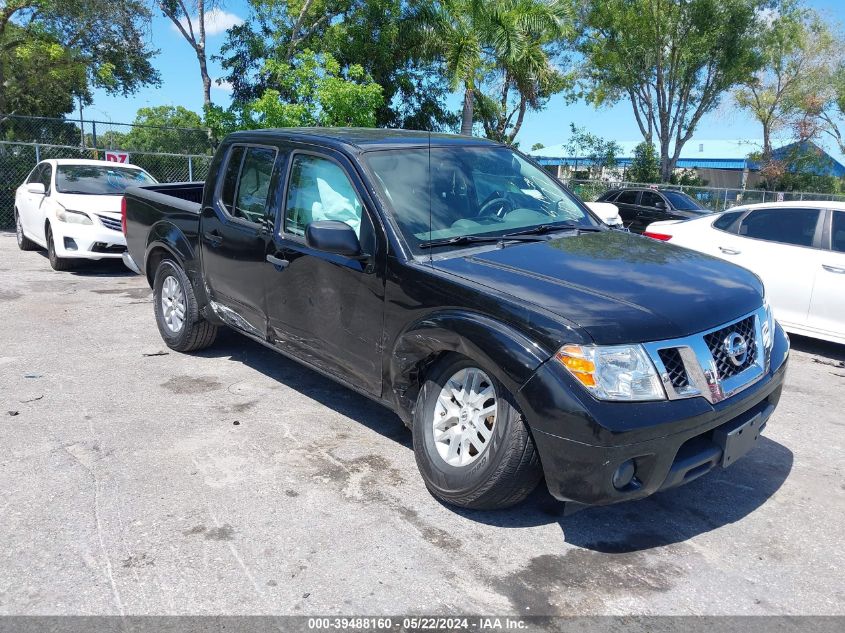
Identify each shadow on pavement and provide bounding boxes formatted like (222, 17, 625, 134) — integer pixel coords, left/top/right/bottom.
(788, 334, 845, 363)
(196, 329, 411, 448)
(33, 251, 136, 277)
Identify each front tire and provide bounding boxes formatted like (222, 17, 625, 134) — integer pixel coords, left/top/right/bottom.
(46, 224, 74, 271)
(15, 210, 38, 251)
(153, 259, 218, 352)
(412, 355, 542, 510)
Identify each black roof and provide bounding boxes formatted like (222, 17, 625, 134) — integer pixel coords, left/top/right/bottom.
(226, 127, 500, 152)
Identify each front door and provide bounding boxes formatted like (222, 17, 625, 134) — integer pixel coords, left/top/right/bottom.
(807, 210, 845, 337)
(20, 163, 52, 241)
(265, 148, 386, 396)
(637, 190, 668, 230)
(200, 144, 281, 337)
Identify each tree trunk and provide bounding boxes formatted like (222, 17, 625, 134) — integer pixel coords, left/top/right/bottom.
(198, 47, 212, 109)
(762, 124, 772, 162)
(460, 87, 474, 136)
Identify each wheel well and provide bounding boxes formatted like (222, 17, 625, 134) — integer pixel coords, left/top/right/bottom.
(402, 350, 457, 420)
(145, 246, 172, 287)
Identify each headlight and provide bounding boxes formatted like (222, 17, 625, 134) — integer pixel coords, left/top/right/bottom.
(556, 344, 666, 401)
(56, 208, 92, 225)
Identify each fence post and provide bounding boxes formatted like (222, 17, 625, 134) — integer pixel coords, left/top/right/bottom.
(35, 143, 41, 163)
(188, 156, 194, 181)
(92, 121, 97, 149)
(723, 188, 728, 211)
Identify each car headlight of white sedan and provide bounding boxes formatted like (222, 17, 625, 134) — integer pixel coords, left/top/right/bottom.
(56, 207, 93, 225)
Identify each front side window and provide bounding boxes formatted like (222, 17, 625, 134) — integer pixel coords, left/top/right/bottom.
(219, 145, 276, 224)
(363, 146, 598, 253)
(284, 154, 364, 238)
(39, 165, 53, 192)
(663, 191, 706, 212)
(832, 211, 845, 253)
(739, 208, 820, 247)
(55, 165, 156, 195)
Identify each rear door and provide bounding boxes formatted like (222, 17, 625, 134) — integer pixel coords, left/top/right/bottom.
(199, 143, 282, 337)
(614, 190, 641, 230)
(264, 146, 386, 396)
(637, 190, 669, 229)
(807, 209, 845, 338)
(730, 207, 823, 329)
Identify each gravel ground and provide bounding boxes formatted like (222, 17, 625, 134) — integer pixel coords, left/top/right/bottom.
(0, 230, 843, 616)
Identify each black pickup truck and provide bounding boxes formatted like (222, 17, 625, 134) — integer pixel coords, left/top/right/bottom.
(122, 128, 789, 511)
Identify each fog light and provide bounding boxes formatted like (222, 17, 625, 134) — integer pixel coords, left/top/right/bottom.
(63, 237, 78, 251)
(612, 459, 636, 490)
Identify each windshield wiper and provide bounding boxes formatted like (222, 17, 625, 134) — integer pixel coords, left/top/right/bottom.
(504, 223, 603, 238)
(418, 233, 547, 249)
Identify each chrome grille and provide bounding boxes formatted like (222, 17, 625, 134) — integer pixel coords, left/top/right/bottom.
(703, 316, 757, 380)
(657, 348, 689, 389)
(644, 307, 768, 405)
(97, 214, 122, 232)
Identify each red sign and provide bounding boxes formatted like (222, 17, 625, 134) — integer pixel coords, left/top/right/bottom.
(104, 150, 130, 164)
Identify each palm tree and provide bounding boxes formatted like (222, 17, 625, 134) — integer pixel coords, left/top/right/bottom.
(416, 0, 573, 137)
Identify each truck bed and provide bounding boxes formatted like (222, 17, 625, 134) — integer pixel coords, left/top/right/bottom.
(123, 182, 206, 279)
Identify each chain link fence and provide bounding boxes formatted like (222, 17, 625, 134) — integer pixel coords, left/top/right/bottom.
(565, 178, 845, 212)
(1, 114, 214, 229)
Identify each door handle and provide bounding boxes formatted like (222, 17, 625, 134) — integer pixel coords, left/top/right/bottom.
(266, 254, 290, 270)
(203, 231, 223, 247)
(719, 246, 741, 255)
(822, 264, 845, 274)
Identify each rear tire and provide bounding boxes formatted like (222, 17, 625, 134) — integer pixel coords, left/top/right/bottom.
(412, 355, 542, 510)
(15, 210, 38, 251)
(153, 259, 218, 352)
(46, 224, 75, 271)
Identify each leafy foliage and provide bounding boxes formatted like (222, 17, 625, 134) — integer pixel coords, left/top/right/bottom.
(563, 123, 621, 177)
(627, 142, 660, 183)
(205, 51, 383, 138)
(123, 106, 208, 153)
(580, 0, 766, 181)
(0, 0, 160, 117)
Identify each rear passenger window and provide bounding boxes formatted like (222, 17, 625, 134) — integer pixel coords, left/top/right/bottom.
(284, 154, 364, 238)
(739, 208, 820, 247)
(616, 190, 638, 204)
(832, 211, 845, 253)
(219, 145, 277, 224)
(713, 211, 743, 232)
(640, 191, 663, 208)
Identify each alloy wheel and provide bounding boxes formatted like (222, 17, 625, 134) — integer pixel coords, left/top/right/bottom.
(161, 275, 186, 333)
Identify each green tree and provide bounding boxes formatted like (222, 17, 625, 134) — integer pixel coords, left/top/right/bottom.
(531, 142, 545, 151)
(580, 0, 765, 181)
(218, 0, 456, 130)
(735, 2, 840, 162)
(628, 141, 660, 183)
(0, 0, 160, 116)
(205, 51, 383, 137)
(418, 0, 574, 138)
(123, 106, 208, 153)
(563, 123, 621, 177)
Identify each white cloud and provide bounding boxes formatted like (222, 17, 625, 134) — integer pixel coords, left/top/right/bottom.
(174, 8, 243, 38)
(212, 79, 234, 93)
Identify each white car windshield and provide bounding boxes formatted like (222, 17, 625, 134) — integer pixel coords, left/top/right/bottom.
(55, 165, 157, 195)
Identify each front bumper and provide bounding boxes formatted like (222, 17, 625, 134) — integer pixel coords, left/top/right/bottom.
(519, 322, 790, 506)
(51, 220, 126, 260)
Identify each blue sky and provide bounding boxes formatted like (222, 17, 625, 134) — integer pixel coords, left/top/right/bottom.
(90, 0, 845, 151)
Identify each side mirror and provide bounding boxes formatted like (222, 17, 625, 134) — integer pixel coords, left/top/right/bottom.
(305, 220, 364, 258)
(654, 200, 666, 210)
(26, 183, 46, 195)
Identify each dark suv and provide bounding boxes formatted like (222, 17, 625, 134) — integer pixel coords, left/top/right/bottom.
(598, 187, 710, 233)
(123, 129, 789, 512)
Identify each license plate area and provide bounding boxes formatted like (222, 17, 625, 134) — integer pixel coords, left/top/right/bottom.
(713, 412, 764, 468)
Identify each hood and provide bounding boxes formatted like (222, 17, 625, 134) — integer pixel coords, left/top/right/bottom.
(433, 231, 763, 345)
(54, 193, 122, 215)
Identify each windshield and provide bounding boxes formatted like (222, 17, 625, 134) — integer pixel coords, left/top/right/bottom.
(663, 191, 706, 212)
(55, 165, 157, 195)
(362, 146, 600, 252)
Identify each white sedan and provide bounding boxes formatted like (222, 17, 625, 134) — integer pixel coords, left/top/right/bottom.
(644, 202, 845, 345)
(14, 159, 157, 270)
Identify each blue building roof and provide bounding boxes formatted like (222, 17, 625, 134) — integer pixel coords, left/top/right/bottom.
(529, 138, 845, 177)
